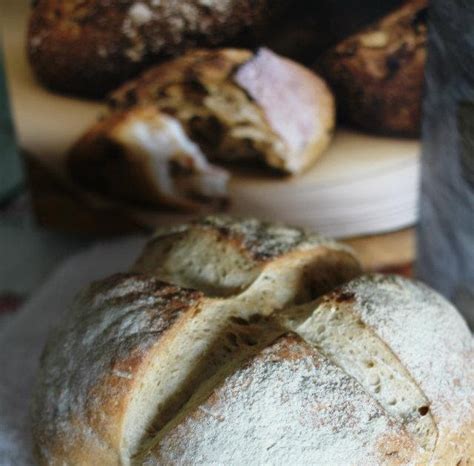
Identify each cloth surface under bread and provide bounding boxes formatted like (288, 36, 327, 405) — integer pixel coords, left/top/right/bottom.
(0, 236, 145, 465)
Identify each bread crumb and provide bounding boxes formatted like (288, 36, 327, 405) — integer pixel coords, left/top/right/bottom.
(97, 46, 108, 58)
(129, 2, 154, 26)
(30, 35, 42, 48)
(113, 370, 133, 380)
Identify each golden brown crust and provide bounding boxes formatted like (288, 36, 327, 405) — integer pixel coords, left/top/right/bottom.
(151, 215, 353, 262)
(27, 0, 287, 96)
(316, 0, 427, 137)
(32, 217, 361, 465)
(325, 275, 474, 463)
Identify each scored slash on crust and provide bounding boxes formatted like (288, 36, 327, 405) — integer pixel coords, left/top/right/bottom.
(31, 217, 474, 465)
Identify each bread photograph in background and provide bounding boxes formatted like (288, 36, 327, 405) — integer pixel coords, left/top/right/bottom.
(264, 0, 404, 65)
(4, 0, 423, 239)
(1, 0, 473, 464)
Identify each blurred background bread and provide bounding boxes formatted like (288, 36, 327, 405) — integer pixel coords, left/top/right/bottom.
(27, 0, 289, 97)
(108, 47, 335, 175)
(4, 0, 427, 237)
(316, 0, 427, 137)
(27, 0, 426, 137)
(68, 105, 229, 211)
(68, 48, 335, 210)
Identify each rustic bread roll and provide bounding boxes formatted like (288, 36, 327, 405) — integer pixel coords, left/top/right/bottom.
(317, 0, 427, 137)
(28, 0, 288, 97)
(68, 105, 229, 210)
(108, 48, 336, 175)
(31, 217, 474, 465)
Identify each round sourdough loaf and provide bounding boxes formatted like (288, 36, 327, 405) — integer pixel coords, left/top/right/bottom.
(27, 0, 288, 96)
(31, 217, 474, 465)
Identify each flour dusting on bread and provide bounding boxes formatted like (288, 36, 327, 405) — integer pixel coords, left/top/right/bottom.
(31, 218, 474, 465)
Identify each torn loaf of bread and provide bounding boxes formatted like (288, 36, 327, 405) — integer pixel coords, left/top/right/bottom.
(108, 48, 336, 175)
(31, 216, 474, 465)
(316, 0, 427, 137)
(68, 48, 335, 209)
(68, 105, 229, 210)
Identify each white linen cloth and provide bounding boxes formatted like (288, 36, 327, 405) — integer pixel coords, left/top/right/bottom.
(0, 236, 145, 465)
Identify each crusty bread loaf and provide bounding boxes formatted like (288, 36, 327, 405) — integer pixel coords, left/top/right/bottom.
(68, 48, 335, 208)
(317, 0, 427, 137)
(28, 0, 288, 97)
(31, 217, 474, 465)
(68, 105, 229, 210)
(109, 48, 335, 175)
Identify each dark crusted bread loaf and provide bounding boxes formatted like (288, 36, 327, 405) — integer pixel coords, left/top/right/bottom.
(31, 216, 474, 465)
(27, 0, 288, 97)
(317, 0, 427, 137)
(68, 48, 335, 210)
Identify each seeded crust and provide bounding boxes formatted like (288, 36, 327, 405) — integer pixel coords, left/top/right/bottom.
(31, 217, 474, 465)
(108, 49, 252, 108)
(108, 48, 335, 175)
(27, 0, 288, 97)
(316, 0, 427, 137)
